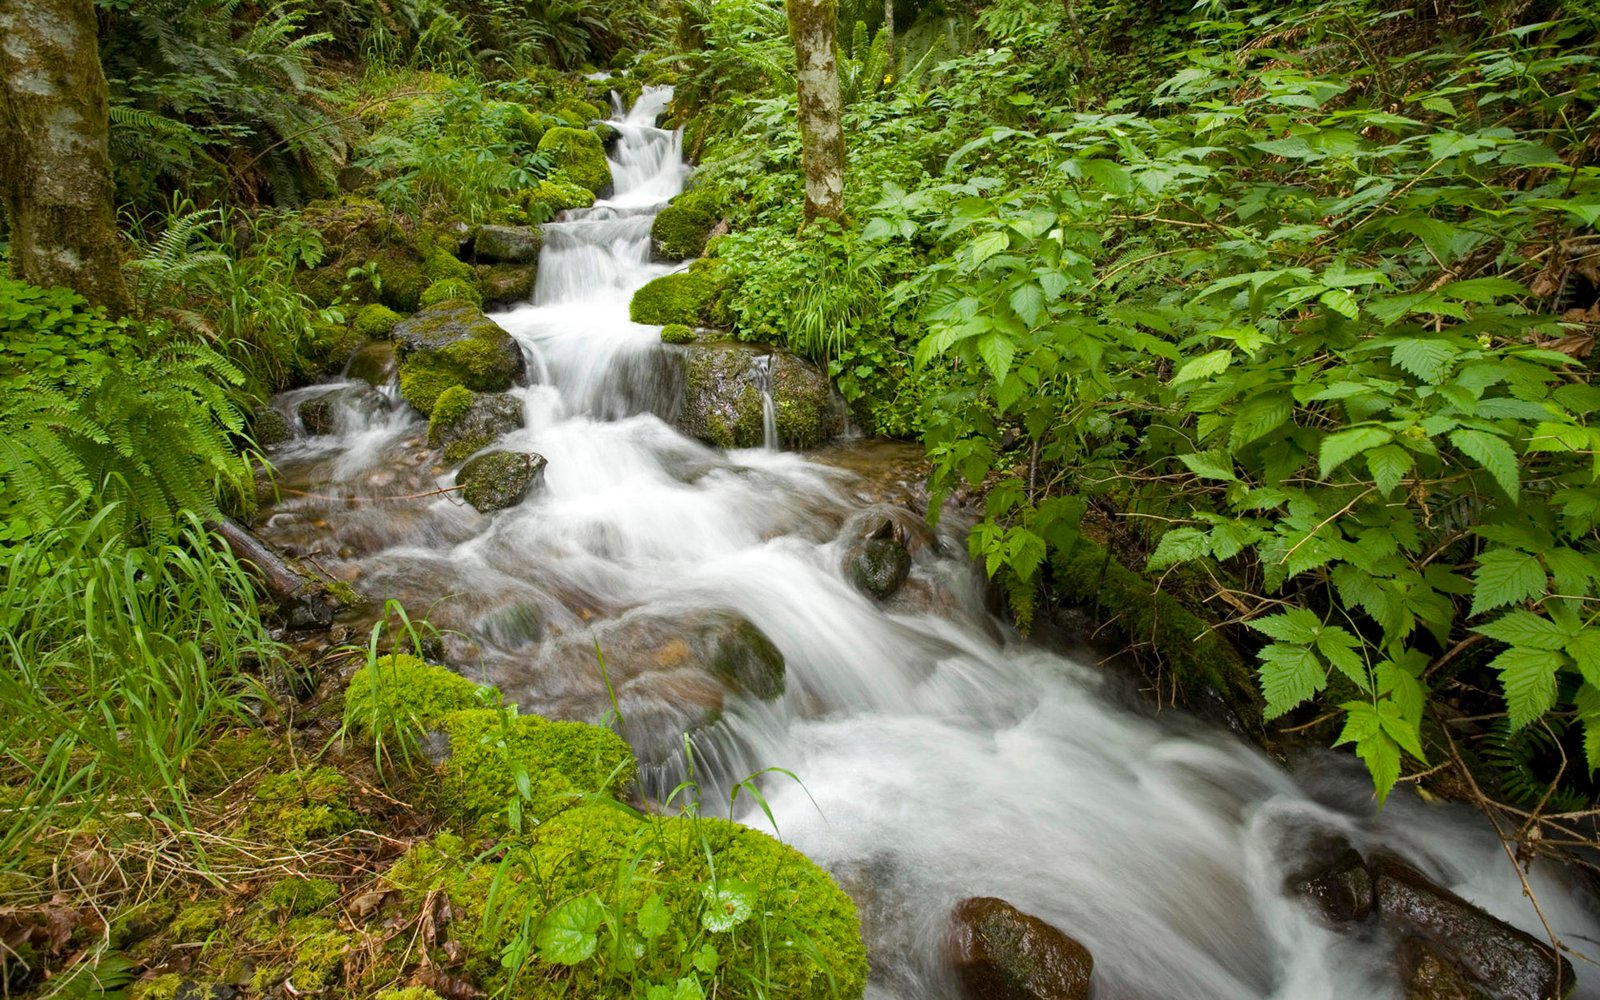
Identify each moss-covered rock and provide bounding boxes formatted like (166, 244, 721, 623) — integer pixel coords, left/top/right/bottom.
(592, 121, 621, 150)
(264, 877, 339, 917)
(251, 406, 292, 447)
(478, 263, 537, 307)
(652, 188, 721, 261)
(297, 382, 388, 436)
(344, 654, 492, 741)
(420, 278, 484, 309)
(346, 340, 398, 386)
(303, 319, 367, 378)
(435, 709, 635, 822)
(393, 303, 527, 415)
(552, 98, 605, 126)
(428, 389, 524, 462)
(384, 805, 866, 999)
(629, 259, 729, 327)
(474, 224, 543, 264)
(659, 323, 696, 345)
(536, 127, 612, 196)
(354, 303, 403, 339)
(519, 177, 596, 224)
(455, 449, 546, 512)
(670, 341, 842, 450)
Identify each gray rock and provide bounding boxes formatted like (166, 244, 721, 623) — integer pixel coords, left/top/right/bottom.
(842, 512, 913, 600)
(474, 224, 544, 264)
(455, 450, 546, 512)
(668, 341, 843, 450)
(945, 896, 1093, 1000)
(252, 406, 293, 447)
(1374, 855, 1573, 1000)
(1285, 833, 1374, 926)
(1400, 939, 1483, 1000)
(479, 263, 537, 308)
(296, 383, 388, 436)
(393, 302, 528, 413)
(429, 391, 524, 462)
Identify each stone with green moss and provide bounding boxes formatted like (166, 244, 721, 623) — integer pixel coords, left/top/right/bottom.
(249, 767, 358, 845)
(552, 98, 604, 126)
(520, 176, 596, 223)
(346, 340, 398, 386)
(652, 187, 721, 261)
(169, 901, 226, 942)
(478, 263, 537, 307)
(536, 127, 611, 195)
(629, 259, 729, 327)
(393, 303, 527, 415)
(473, 225, 543, 264)
(660, 322, 695, 345)
(251, 406, 292, 447)
(435, 709, 635, 824)
(420, 278, 483, 309)
(354, 303, 403, 339)
(671, 341, 842, 450)
(455, 449, 546, 512)
(375, 250, 427, 312)
(264, 877, 339, 917)
(423, 246, 476, 285)
(344, 654, 492, 742)
(428, 389, 524, 462)
(303, 319, 366, 378)
(593, 121, 621, 150)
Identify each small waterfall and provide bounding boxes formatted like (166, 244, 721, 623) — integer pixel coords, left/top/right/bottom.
(753, 354, 778, 450)
(254, 88, 1600, 1000)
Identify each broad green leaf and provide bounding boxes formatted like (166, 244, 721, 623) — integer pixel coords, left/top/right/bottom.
(1248, 608, 1321, 644)
(1178, 451, 1237, 482)
(967, 230, 1010, 266)
(1147, 527, 1209, 570)
(1335, 702, 1402, 804)
(1319, 288, 1359, 319)
(636, 893, 670, 940)
(1566, 629, 1600, 688)
(701, 880, 756, 933)
(1259, 643, 1325, 719)
(1365, 445, 1413, 497)
(693, 942, 719, 975)
(677, 975, 708, 1000)
(1575, 683, 1600, 774)
(1474, 610, 1570, 651)
(1377, 696, 1427, 761)
(1009, 283, 1046, 327)
(537, 895, 605, 965)
(1172, 349, 1233, 386)
(1448, 430, 1519, 502)
(1319, 426, 1393, 478)
(1470, 548, 1547, 616)
(1230, 393, 1293, 449)
(977, 332, 1016, 383)
(1440, 277, 1525, 303)
(1492, 646, 1563, 730)
(1317, 627, 1369, 689)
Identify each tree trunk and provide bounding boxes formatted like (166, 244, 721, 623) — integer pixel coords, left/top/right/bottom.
(787, 0, 847, 225)
(0, 0, 132, 315)
(883, 0, 894, 77)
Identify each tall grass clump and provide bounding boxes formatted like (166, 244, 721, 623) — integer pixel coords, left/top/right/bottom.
(0, 508, 284, 868)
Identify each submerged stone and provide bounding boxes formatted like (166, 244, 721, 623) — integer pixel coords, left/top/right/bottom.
(1284, 832, 1374, 926)
(455, 450, 546, 512)
(296, 383, 388, 436)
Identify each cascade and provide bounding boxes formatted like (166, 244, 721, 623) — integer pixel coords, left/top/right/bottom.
(753, 354, 778, 450)
(257, 89, 1600, 999)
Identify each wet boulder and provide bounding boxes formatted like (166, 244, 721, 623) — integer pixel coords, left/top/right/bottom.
(1373, 856, 1573, 1000)
(944, 896, 1093, 1000)
(473, 224, 543, 264)
(704, 614, 786, 700)
(296, 382, 388, 436)
(345, 340, 397, 386)
(841, 511, 913, 601)
(455, 450, 546, 512)
(1284, 833, 1373, 926)
(428, 388, 524, 462)
(478, 263, 537, 308)
(1400, 939, 1483, 1000)
(669, 341, 843, 450)
(251, 405, 293, 447)
(392, 302, 527, 415)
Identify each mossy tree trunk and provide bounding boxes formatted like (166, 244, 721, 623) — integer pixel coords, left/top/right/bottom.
(786, 0, 847, 225)
(0, 0, 132, 315)
(883, 0, 894, 74)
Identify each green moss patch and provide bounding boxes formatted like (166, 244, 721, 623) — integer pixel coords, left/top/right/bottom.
(354, 303, 403, 339)
(420, 278, 484, 309)
(536, 127, 611, 195)
(344, 654, 492, 742)
(652, 187, 721, 261)
(393, 303, 525, 415)
(660, 323, 696, 344)
(629, 259, 729, 327)
(249, 766, 359, 845)
(436, 709, 635, 825)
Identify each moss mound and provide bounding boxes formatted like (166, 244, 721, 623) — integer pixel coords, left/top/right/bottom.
(354, 303, 403, 339)
(393, 302, 525, 415)
(436, 709, 635, 824)
(660, 322, 696, 344)
(629, 259, 729, 327)
(420, 277, 484, 309)
(248, 766, 358, 845)
(652, 187, 721, 261)
(520, 177, 596, 223)
(536, 127, 611, 195)
(344, 654, 491, 740)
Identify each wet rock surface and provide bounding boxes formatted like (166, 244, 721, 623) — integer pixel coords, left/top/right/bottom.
(1284, 832, 1374, 925)
(393, 301, 528, 414)
(842, 511, 914, 600)
(473, 224, 543, 264)
(344, 340, 397, 386)
(1373, 855, 1573, 1000)
(429, 390, 524, 462)
(456, 450, 546, 512)
(667, 341, 844, 450)
(945, 896, 1093, 1000)
(1401, 939, 1484, 1000)
(295, 382, 388, 436)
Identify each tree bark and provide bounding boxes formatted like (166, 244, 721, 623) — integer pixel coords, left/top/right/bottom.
(883, 0, 894, 77)
(787, 0, 847, 225)
(0, 0, 132, 314)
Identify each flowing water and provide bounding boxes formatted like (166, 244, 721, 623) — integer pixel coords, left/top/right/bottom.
(260, 88, 1600, 999)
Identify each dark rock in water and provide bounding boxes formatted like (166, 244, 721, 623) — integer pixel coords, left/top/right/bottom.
(704, 614, 785, 700)
(841, 509, 915, 600)
(479, 263, 537, 308)
(345, 340, 397, 386)
(944, 896, 1093, 1000)
(456, 450, 546, 512)
(1285, 833, 1373, 926)
(667, 341, 843, 450)
(593, 121, 622, 151)
(252, 405, 293, 447)
(1373, 855, 1573, 1000)
(296, 383, 388, 436)
(474, 224, 544, 264)
(1399, 939, 1483, 1000)
(392, 302, 527, 415)
(429, 390, 524, 462)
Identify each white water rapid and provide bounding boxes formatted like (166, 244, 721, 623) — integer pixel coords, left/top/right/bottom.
(260, 88, 1600, 999)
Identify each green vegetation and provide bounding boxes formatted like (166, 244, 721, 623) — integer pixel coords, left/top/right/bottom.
(629, 260, 730, 327)
(537, 126, 614, 195)
(653, 186, 723, 260)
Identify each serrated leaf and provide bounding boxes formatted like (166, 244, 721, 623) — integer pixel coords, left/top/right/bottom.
(1377, 696, 1427, 761)
(1440, 276, 1525, 303)
(1319, 426, 1393, 477)
(1474, 610, 1571, 651)
(636, 893, 670, 940)
(676, 976, 707, 1000)
(1230, 393, 1293, 449)
(1259, 643, 1326, 719)
(1566, 629, 1600, 688)
(1470, 548, 1547, 616)
(1319, 288, 1359, 319)
(1146, 526, 1209, 570)
(537, 895, 605, 965)
(1178, 451, 1237, 481)
(1317, 627, 1369, 689)
(967, 230, 1009, 265)
(1493, 645, 1563, 730)
(1390, 339, 1460, 383)
(1365, 444, 1413, 496)
(1248, 608, 1322, 644)
(1449, 429, 1519, 502)
(1009, 283, 1046, 327)
(1172, 349, 1233, 385)
(1335, 702, 1402, 804)
(693, 941, 719, 974)
(977, 332, 1015, 383)
(1574, 683, 1600, 774)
